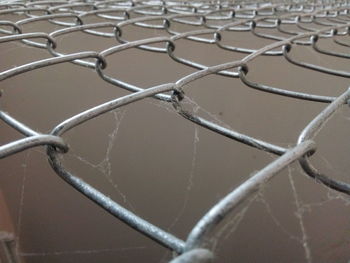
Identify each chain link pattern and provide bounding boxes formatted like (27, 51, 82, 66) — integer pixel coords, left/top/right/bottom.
(1, 0, 350, 262)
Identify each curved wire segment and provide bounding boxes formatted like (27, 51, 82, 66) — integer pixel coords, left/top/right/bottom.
(0, 32, 57, 48)
(169, 248, 214, 263)
(0, 52, 107, 81)
(47, 145, 186, 253)
(311, 33, 350, 58)
(0, 135, 68, 158)
(297, 88, 350, 194)
(0, 111, 39, 136)
(238, 65, 336, 103)
(184, 140, 316, 251)
(283, 43, 350, 78)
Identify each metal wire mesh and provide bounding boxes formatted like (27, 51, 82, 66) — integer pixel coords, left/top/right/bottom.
(1, 0, 350, 262)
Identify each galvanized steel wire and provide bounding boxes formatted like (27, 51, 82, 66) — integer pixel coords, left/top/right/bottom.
(1, 0, 350, 262)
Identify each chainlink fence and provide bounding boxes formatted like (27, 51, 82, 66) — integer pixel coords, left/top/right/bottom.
(0, 0, 350, 262)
